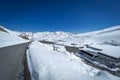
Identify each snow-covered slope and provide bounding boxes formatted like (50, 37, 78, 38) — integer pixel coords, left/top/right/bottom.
(1, 25, 120, 80)
(28, 25, 120, 62)
(79, 26, 120, 58)
(2, 25, 119, 47)
(79, 26, 120, 45)
(25, 26, 120, 80)
(32, 31, 75, 41)
(27, 41, 120, 80)
(0, 26, 29, 47)
(30, 26, 120, 47)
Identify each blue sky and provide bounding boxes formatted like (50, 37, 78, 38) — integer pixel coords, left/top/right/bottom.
(0, 0, 120, 33)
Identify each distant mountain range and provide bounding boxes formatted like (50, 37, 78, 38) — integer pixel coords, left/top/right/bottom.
(0, 25, 120, 47)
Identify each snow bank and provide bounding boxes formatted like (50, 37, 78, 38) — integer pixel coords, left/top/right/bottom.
(27, 41, 120, 80)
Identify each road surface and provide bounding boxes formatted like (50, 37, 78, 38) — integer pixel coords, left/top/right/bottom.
(0, 42, 30, 80)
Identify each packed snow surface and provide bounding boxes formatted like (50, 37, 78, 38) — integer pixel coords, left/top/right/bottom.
(27, 41, 120, 80)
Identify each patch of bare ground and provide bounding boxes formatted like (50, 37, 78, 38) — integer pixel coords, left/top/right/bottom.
(0, 27, 8, 33)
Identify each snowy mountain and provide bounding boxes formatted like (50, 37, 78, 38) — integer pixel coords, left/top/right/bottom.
(0, 25, 120, 51)
(31, 31, 76, 41)
(80, 26, 120, 46)
(24, 25, 120, 63)
(0, 26, 29, 47)
(28, 26, 120, 47)
(0, 25, 120, 80)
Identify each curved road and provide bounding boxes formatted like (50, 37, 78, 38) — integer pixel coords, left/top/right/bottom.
(0, 42, 30, 80)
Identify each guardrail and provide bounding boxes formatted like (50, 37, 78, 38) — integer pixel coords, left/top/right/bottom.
(76, 50, 120, 77)
(39, 40, 80, 53)
(39, 40, 120, 77)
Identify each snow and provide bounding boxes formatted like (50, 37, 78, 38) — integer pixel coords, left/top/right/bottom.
(78, 25, 120, 36)
(31, 26, 120, 48)
(25, 26, 120, 80)
(0, 26, 29, 47)
(0, 25, 120, 80)
(32, 31, 74, 41)
(85, 44, 120, 58)
(56, 36, 86, 47)
(78, 26, 120, 58)
(90, 30, 120, 45)
(27, 41, 120, 80)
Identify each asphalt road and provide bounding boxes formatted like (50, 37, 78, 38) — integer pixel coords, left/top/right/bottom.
(0, 42, 30, 80)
